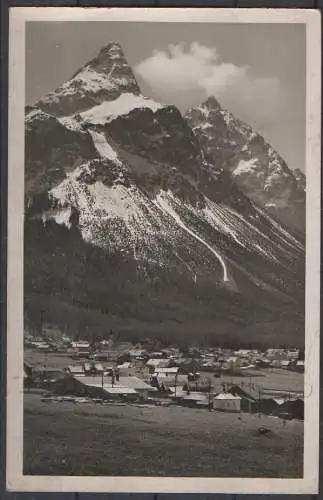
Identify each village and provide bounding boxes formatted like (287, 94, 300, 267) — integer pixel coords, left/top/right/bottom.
(24, 328, 305, 421)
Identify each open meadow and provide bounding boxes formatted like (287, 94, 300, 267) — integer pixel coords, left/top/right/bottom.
(202, 369, 304, 394)
(24, 391, 303, 478)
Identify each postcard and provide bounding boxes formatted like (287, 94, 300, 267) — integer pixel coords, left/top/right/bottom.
(6, 7, 321, 494)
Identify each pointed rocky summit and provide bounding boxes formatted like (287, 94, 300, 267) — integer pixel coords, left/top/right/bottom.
(36, 42, 140, 116)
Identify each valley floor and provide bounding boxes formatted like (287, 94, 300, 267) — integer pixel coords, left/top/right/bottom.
(24, 391, 303, 478)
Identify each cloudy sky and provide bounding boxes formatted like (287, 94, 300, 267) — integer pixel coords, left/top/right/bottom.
(26, 22, 306, 172)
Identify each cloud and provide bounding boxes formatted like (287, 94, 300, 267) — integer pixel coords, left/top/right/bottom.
(134, 42, 284, 126)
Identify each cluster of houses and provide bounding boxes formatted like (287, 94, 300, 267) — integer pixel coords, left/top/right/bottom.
(187, 346, 304, 373)
(24, 334, 304, 420)
(25, 334, 304, 373)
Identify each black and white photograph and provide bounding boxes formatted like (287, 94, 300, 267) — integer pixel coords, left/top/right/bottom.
(6, 7, 321, 494)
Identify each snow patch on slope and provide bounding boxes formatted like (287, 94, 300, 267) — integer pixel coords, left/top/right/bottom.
(26, 108, 44, 122)
(51, 178, 140, 223)
(80, 93, 164, 125)
(88, 130, 122, 165)
(233, 158, 260, 176)
(58, 115, 83, 132)
(25, 108, 52, 127)
(255, 205, 304, 251)
(203, 199, 247, 249)
(49, 170, 158, 249)
(154, 190, 229, 282)
(40, 67, 118, 105)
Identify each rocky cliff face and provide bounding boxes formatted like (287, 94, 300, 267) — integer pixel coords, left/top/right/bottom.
(185, 97, 306, 236)
(24, 43, 305, 347)
(294, 168, 306, 192)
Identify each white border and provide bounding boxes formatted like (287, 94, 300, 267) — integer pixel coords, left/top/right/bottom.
(6, 7, 321, 494)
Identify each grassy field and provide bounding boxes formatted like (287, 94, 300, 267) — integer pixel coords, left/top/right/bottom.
(24, 349, 75, 370)
(202, 369, 304, 394)
(24, 392, 303, 477)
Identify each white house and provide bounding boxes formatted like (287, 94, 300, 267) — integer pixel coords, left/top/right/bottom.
(214, 393, 241, 412)
(71, 341, 90, 349)
(154, 367, 179, 376)
(287, 349, 300, 361)
(66, 365, 85, 376)
(146, 358, 170, 369)
(266, 349, 285, 360)
(105, 376, 156, 399)
(281, 360, 291, 369)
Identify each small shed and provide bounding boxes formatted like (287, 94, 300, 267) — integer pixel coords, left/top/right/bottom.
(214, 393, 241, 412)
(295, 361, 305, 373)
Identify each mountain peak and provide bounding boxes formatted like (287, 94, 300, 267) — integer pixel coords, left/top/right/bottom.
(184, 99, 306, 234)
(98, 41, 124, 58)
(36, 42, 140, 117)
(203, 95, 222, 110)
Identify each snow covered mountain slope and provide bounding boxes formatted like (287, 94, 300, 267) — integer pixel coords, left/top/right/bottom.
(185, 97, 306, 236)
(36, 43, 141, 116)
(24, 43, 305, 347)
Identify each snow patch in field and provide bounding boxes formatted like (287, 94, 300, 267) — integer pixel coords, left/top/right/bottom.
(80, 93, 164, 125)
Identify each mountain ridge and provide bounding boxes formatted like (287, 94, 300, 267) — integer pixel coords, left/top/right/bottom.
(185, 97, 305, 236)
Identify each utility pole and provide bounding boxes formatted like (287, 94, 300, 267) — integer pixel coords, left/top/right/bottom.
(208, 379, 213, 411)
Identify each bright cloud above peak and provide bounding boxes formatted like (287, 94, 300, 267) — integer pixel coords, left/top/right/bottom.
(135, 42, 243, 94)
(134, 42, 284, 127)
